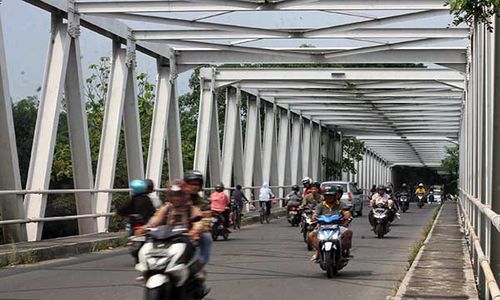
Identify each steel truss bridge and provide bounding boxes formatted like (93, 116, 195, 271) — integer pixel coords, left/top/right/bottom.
(0, 0, 498, 298)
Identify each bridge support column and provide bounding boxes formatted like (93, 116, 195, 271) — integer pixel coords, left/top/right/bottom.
(277, 108, 291, 196)
(221, 86, 244, 191)
(242, 95, 262, 201)
(262, 101, 278, 192)
(290, 115, 302, 184)
(94, 40, 144, 233)
(145, 57, 185, 187)
(311, 122, 321, 183)
(0, 14, 26, 242)
(302, 119, 312, 179)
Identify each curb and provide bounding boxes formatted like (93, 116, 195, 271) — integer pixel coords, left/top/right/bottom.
(0, 208, 286, 268)
(390, 204, 445, 300)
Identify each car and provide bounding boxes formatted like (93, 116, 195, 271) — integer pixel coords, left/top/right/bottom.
(320, 181, 364, 216)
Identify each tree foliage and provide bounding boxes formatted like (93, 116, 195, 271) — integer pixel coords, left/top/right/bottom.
(322, 137, 365, 180)
(441, 145, 459, 194)
(447, 0, 500, 30)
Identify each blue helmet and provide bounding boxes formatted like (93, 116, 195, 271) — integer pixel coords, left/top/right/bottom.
(130, 179, 148, 195)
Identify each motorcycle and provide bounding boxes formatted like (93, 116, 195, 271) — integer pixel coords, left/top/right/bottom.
(372, 204, 390, 238)
(287, 205, 301, 227)
(211, 209, 230, 241)
(300, 208, 316, 250)
(127, 214, 147, 264)
(317, 214, 349, 278)
(399, 194, 409, 213)
(136, 224, 207, 300)
(416, 193, 426, 208)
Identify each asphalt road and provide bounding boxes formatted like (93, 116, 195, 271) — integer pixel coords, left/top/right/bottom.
(0, 203, 437, 300)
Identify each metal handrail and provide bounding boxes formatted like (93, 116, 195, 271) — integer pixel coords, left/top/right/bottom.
(457, 199, 500, 299)
(0, 185, 293, 226)
(459, 188, 500, 232)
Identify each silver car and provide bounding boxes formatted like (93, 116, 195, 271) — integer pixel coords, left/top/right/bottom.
(320, 181, 364, 216)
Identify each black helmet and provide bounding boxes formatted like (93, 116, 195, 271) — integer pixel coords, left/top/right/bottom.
(292, 184, 300, 192)
(378, 185, 386, 191)
(336, 185, 344, 194)
(312, 181, 321, 189)
(184, 170, 204, 185)
(215, 183, 224, 192)
(144, 179, 154, 193)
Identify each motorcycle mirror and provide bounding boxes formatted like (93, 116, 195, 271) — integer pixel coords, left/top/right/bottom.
(191, 215, 203, 223)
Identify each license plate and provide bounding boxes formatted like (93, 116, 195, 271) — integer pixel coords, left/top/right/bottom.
(289, 211, 297, 215)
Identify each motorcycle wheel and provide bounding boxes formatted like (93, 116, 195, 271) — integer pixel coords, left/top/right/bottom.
(144, 286, 164, 300)
(211, 229, 218, 241)
(223, 231, 229, 241)
(326, 254, 337, 278)
(266, 215, 270, 223)
(402, 206, 408, 213)
(356, 209, 363, 217)
(259, 213, 264, 224)
(376, 223, 385, 239)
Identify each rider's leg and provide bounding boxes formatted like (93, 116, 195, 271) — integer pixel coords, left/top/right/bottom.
(308, 230, 320, 260)
(341, 228, 353, 256)
(266, 201, 272, 216)
(198, 233, 212, 265)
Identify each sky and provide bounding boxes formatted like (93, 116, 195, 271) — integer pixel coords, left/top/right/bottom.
(1, 0, 190, 102)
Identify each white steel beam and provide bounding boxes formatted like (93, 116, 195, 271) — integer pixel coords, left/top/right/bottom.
(221, 87, 244, 189)
(302, 119, 313, 179)
(0, 14, 26, 241)
(94, 44, 129, 233)
(76, 0, 450, 13)
(64, 16, 97, 235)
(243, 96, 263, 200)
(133, 28, 468, 41)
(262, 103, 279, 188)
(24, 16, 71, 241)
(202, 68, 464, 82)
(165, 59, 184, 180)
(290, 115, 303, 184)
(277, 108, 291, 193)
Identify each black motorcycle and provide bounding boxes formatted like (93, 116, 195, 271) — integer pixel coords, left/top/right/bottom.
(127, 214, 147, 264)
(399, 193, 410, 213)
(137, 224, 207, 300)
(300, 208, 316, 250)
(372, 204, 390, 238)
(211, 209, 230, 241)
(287, 205, 301, 227)
(229, 199, 242, 230)
(416, 193, 426, 208)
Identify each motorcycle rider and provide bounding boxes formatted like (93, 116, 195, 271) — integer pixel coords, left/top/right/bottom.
(144, 179, 162, 209)
(300, 181, 324, 210)
(232, 184, 248, 216)
(286, 184, 302, 217)
(415, 183, 426, 195)
(117, 179, 157, 236)
(370, 184, 377, 197)
(210, 183, 231, 229)
(259, 182, 275, 217)
(309, 186, 353, 262)
(368, 185, 395, 229)
(302, 176, 313, 197)
(143, 181, 208, 296)
(183, 171, 212, 268)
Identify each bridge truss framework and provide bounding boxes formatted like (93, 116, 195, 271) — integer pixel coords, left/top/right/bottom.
(0, 0, 498, 297)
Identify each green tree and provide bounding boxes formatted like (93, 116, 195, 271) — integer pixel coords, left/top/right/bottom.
(322, 137, 365, 180)
(447, 0, 500, 30)
(441, 145, 459, 194)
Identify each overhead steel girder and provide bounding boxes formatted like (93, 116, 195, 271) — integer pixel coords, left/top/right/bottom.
(276, 99, 463, 105)
(200, 68, 464, 82)
(76, 0, 451, 13)
(263, 91, 463, 98)
(178, 49, 466, 66)
(25, 0, 174, 59)
(133, 28, 469, 41)
(230, 81, 465, 90)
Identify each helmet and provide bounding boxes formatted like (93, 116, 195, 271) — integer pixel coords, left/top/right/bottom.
(402, 183, 407, 188)
(167, 180, 187, 207)
(335, 185, 344, 194)
(144, 179, 154, 193)
(301, 177, 312, 185)
(292, 184, 300, 192)
(312, 181, 321, 189)
(418, 183, 424, 187)
(130, 179, 148, 195)
(236, 184, 242, 190)
(184, 170, 204, 186)
(215, 183, 224, 192)
(377, 185, 386, 192)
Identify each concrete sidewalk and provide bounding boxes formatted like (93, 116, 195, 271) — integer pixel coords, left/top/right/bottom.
(396, 201, 478, 299)
(0, 208, 285, 267)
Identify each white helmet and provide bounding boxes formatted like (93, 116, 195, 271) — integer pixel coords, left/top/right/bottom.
(418, 183, 424, 187)
(301, 177, 313, 185)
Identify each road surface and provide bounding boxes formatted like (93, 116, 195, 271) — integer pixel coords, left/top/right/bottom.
(0, 203, 436, 300)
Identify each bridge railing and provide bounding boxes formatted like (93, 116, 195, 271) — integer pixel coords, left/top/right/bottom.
(0, 185, 293, 227)
(458, 189, 500, 299)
